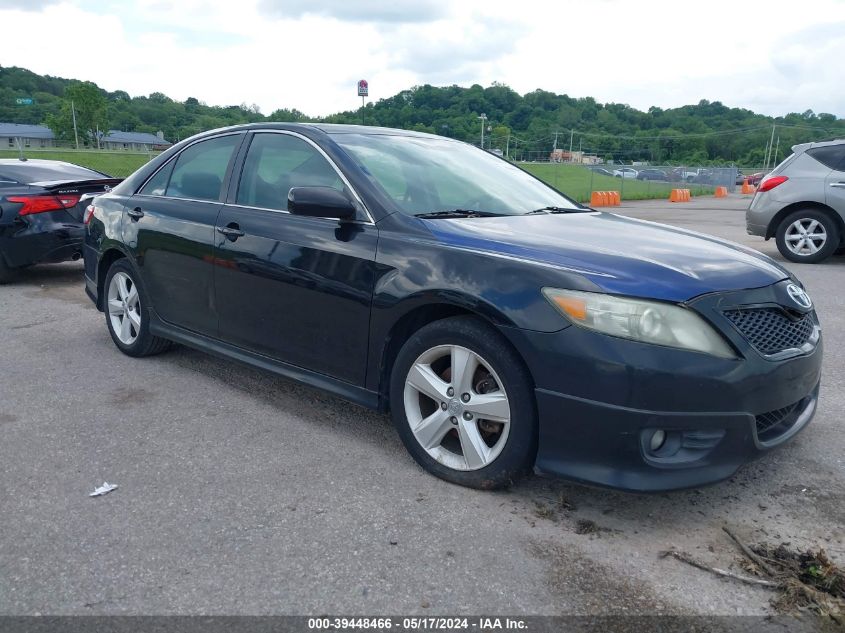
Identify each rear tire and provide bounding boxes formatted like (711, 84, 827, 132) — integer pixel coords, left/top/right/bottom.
(103, 259, 171, 357)
(389, 316, 537, 490)
(775, 210, 839, 264)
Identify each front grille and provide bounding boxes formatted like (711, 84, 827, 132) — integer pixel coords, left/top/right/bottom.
(724, 308, 814, 356)
(755, 397, 807, 442)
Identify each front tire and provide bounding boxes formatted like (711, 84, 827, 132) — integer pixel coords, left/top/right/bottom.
(103, 259, 170, 357)
(775, 210, 839, 264)
(389, 316, 537, 490)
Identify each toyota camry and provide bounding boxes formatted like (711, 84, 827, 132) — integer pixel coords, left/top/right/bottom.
(83, 124, 822, 491)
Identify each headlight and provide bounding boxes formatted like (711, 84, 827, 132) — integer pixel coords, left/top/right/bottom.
(542, 288, 736, 359)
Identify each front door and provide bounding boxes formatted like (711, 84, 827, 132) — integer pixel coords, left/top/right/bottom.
(214, 131, 378, 385)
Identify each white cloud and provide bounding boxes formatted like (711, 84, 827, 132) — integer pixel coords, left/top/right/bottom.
(0, 0, 843, 118)
(257, 0, 449, 23)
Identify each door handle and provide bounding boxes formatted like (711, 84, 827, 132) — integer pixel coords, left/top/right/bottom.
(217, 223, 245, 239)
(127, 207, 144, 220)
(830, 182, 845, 188)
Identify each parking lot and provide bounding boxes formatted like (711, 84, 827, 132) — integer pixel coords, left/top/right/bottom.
(1, 195, 842, 616)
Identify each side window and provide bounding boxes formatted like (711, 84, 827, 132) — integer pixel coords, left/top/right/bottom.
(139, 160, 174, 196)
(807, 145, 845, 171)
(236, 133, 343, 211)
(166, 135, 240, 202)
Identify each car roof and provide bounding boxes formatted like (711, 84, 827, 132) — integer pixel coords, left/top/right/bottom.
(791, 138, 845, 154)
(0, 158, 108, 183)
(180, 122, 452, 143)
(0, 158, 92, 168)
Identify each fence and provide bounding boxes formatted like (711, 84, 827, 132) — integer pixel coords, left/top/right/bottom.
(1, 144, 768, 204)
(517, 162, 762, 203)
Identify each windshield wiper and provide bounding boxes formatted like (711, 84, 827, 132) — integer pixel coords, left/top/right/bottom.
(415, 209, 504, 219)
(524, 206, 578, 215)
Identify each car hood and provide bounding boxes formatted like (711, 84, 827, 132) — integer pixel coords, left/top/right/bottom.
(422, 212, 789, 302)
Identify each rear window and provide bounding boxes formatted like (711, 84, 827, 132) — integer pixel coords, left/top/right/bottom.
(806, 145, 845, 171)
(0, 162, 107, 184)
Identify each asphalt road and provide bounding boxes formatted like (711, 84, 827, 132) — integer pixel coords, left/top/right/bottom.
(1, 196, 843, 616)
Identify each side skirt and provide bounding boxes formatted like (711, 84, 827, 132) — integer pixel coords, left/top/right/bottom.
(148, 310, 381, 411)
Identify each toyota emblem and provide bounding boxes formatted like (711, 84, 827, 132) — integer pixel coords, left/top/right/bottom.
(786, 284, 812, 309)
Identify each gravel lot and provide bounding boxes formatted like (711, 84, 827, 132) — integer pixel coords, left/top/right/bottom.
(1, 195, 842, 615)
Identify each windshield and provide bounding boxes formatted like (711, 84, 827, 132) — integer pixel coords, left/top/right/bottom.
(331, 133, 581, 217)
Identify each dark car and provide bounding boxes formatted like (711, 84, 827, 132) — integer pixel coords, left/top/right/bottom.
(0, 159, 121, 283)
(636, 169, 667, 181)
(84, 124, 822, 492)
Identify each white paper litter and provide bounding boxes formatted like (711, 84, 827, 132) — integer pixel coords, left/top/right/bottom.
(89, 482, 118, 497)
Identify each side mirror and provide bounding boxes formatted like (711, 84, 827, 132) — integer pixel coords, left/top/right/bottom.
(287, 187, 356, 220)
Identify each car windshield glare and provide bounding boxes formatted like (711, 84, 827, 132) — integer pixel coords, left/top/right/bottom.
(331, 133, 581, 217)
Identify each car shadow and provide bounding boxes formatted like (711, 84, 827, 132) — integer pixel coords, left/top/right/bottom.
(163, 342, 838, 545)
(5, 261, 85, 287)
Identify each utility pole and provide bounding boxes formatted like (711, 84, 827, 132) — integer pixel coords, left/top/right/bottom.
(568, 130, 574, 162)
(478, 113, 487, 149)
(505, 134, 510, 160)
(553, 131, 559, 152)
(773, 136, 780, 167)
(765, 124, 776, 170)
(71, 99, 79, 150)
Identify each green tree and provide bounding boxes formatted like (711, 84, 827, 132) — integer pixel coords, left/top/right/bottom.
(46, 81, 108, 146)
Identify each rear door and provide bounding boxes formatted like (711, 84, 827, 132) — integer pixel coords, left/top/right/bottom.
(811, 145, 845, 218)
(123, 133, 244, 337)
(213, 131, 378, 385)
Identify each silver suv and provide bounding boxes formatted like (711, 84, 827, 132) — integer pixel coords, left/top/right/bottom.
(747, 138, 845, 263)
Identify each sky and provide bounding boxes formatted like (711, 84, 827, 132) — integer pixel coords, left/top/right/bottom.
(1, 0, 844, 118)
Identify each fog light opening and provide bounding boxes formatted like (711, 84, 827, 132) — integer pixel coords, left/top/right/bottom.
(649, 429, 667, 453)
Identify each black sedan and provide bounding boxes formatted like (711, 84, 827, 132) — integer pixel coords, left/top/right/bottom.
(0, 159, 121, 283)
(84, 124, 822, 491)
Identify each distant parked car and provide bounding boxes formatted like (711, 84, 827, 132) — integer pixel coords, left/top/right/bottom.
(747, 138, 845, 263)
(668, 167, 700, 182)
(744, 172, 765, 186)
(636, 169, 667, 181)
(589, 167, 614, 177)
(0, 159, 121, 283)
(613, 168, 638, 179)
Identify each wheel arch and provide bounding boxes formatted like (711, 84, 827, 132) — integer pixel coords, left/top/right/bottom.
(767, 201, 845, 242)
(96, 246, 131, 310)
(374, 300, 535, 412)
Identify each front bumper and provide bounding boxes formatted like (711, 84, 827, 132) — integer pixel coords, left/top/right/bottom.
(499, 292, 823, 492)
(532, 382, 818, 491)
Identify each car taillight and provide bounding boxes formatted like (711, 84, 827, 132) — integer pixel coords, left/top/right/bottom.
(758, 176, 788, 192)
(84, 204, 96, 225)
(7, 194, 82, 216)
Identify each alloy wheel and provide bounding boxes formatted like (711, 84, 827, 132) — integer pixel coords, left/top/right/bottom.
(107, 271, 142, 345)
(785, 219, 827, 256)
(403, 345, 511, 471)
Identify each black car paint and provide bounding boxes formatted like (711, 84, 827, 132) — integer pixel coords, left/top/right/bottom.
(0, 166, 120, 270)
(84, 123, 823, 491)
